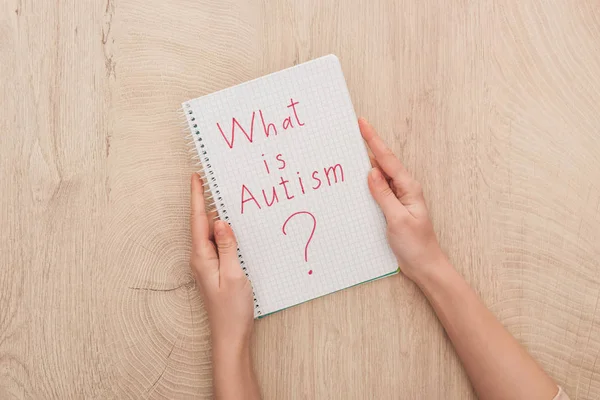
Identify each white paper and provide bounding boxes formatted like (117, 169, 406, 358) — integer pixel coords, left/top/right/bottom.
(184, 55, 397, 317)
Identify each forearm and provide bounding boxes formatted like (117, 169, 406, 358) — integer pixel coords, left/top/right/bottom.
(213, 342, 260, 400)
(415, 258, 557, 400)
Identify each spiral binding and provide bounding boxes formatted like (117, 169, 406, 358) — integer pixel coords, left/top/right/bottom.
(182, 102, 262, 317)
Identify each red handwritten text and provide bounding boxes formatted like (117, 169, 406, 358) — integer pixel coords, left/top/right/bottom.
(240, 162, 345, 214)
(282, 211, 317, 265)
(216, 99, 305, 149)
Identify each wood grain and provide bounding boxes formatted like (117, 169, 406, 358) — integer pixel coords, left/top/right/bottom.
(1, 0, 599, 398)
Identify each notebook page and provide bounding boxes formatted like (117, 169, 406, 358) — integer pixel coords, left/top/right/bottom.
(185, 55, 397, 316)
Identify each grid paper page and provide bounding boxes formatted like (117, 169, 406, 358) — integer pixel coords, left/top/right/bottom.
(184, 55, 398, 317)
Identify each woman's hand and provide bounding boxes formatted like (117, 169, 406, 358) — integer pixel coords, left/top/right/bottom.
(359, 118, 446, 284)
(189, 173, 254, 352)
(359, 119, 561, 400)
(190, 173, 260, 400)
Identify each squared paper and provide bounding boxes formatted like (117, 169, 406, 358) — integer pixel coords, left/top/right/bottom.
(183, 55, 398, 317)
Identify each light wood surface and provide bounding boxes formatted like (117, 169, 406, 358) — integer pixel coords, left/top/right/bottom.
(2, 0, 600, 398)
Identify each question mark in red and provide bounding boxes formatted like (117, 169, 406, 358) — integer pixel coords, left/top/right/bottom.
(282, 211, 317, 275)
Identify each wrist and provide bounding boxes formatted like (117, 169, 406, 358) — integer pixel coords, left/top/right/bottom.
(212, 339, 253, 381)
(211, 332, 259, 400)
(410, 253, 455, 292)
(213, 336, 251, 360)
(208, 316, 253, 359)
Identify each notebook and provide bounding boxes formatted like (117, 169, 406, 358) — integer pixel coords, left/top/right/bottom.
(182, 54, 398, 317)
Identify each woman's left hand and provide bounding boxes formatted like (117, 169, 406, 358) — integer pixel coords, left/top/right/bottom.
(189, 173, 254, 353)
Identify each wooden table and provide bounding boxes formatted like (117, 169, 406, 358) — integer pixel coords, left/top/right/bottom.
(2, 1, 599, 398)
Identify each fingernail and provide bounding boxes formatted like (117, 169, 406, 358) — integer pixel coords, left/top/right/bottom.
(370, 168, 382, 182)
(214, 220, 226, 237)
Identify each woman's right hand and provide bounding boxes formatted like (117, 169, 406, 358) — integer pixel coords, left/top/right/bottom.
(359, 118, 563, 400)
(359, 118, 447, 284)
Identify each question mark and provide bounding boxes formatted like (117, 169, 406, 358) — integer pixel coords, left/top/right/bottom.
(282, 211, 317, 275)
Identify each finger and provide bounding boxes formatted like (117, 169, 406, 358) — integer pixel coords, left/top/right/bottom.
(368, 168, 409, 222)
(358, 118, 415, 200)
(191, 173, 209, 243)
(359, 117, 409, 181)
(367, 149, 382, 171)
(190, 174, 218, 265)
(214, 220, 245, 283)
(207, 209, 217, 240)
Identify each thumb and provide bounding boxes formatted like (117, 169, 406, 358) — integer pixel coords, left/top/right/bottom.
(368, 168, 407, 222)
(214, 220, 245, 281)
